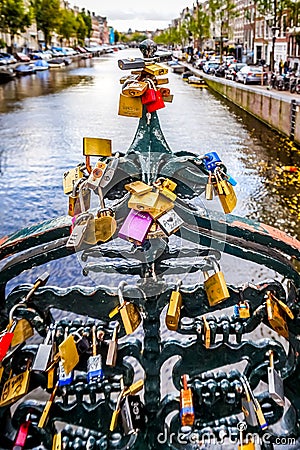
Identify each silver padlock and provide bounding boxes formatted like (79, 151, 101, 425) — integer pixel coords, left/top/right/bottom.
(86, 161, 107, 190)
(99, 153, 119, 188)
(156, 209, 184, 236)
(66, 212, 94, 248)
(268, 350, 285, 407)
(32, 326, 54, 371)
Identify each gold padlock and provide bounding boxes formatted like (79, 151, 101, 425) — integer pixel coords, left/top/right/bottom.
(238, 440, 255, 450)
(144, 63, 168, 76)
(166, 281, 182, 331)
(162, 95, 174, 103)
(153, 177, 177, 201)
(124, 180, 153, 195)
(118, 93, 143, 118)
(266, 292, 290, 339)
(83, 137, 112, 157)
(84, 208, 117, 244)
(218, 182, 237, 213)
(122, 80, 148, 97)
(68, 180, 90, 217)
(10, 318, 33, 347)
(203, 317, 211, 349)
(155, 77, 169, 85)
(128, 191, 159, 212)
(63, 165, 85, 195)
(149, 194, 174, 219)
(0, 369, 30, 406)
(109, 281, 141, 335)
(203, 259, 229, 306)
(58, 334, 79, 376)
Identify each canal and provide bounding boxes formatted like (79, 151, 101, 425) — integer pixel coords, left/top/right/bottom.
(0, 49, 299, 290)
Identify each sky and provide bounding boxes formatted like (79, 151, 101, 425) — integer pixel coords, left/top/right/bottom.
(73, 0, 195, 32)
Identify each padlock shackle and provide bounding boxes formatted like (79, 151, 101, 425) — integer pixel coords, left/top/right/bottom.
(118, 281, 128, 306)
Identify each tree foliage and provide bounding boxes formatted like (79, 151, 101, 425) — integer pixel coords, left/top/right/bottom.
(0, 0, 31, 50)
(31, 0, 61, 47)
(58, 8, 77, 44)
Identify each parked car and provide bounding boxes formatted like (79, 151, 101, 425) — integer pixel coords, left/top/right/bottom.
(236, 65, 268, 84)
(225, 63, 247, 80)
(0, 52, 16, 65)
(193, 58, 207, 70)
(203, 61, 220, 74)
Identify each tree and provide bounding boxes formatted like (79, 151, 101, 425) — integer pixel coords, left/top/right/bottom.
(114, 30, 120, 44)
(58, 8, 77, 45)
(79, 9, 92, 42)
(76, 14, 87, 45)
(189, 4, 210, 51)
(0, 0, 31, 52)
(31, 0, 61, 48)
(209, 0, 238, 62)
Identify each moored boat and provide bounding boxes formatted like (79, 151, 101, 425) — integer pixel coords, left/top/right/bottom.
(14, 63, 36, 76)
(0, 66, 16, 83)
(188, 75, 207, 86)
(33, 59, 49, 71)
(48, 58, 65, 68)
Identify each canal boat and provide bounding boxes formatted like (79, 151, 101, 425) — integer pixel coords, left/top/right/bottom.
(48, 58, 65, 68)
(14, 64, 36, 76)
(0, 40, 299, 450)
(33, 59, 49, 71)
(0, 67, 16, 83)
(188, 75, 207, 87)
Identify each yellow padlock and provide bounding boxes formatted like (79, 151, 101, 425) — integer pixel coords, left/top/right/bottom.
(203, 259, 229, 306)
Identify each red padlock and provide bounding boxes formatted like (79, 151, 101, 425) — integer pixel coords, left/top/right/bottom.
(146, 90, 165, 113)
(141, 79, 156, 105)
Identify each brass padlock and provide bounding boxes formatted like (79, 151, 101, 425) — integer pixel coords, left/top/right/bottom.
(162, 95, 174, 103)
(166, 281, 182, 331)
(153, 178, 177, 202)
(0, 369, 30, 407)
(83, 137, 112, 157)
(144, 63, 168, 76)
(203, 317, 211, 349)
(58, 334, 79, 376)
(128, 191, 159, 212)
(109, 281, 141, 335)
(68, 179, 90, 217)
(125, 180, 152, 196)
(149, 194, 174, 220)
(122, 80, 148, 97)
(84, 208, 117, 244)
(155, 77, 169, 85)
(238, 440, 256, 450)
(10, 319, 33, 347)
(118, 93, 143, 118)
(63, 164, 85, 195)
(266, 292, 289, 339)
(205, 172, 213, 200)
(218, 183, 237, 212)
(203, 259, 230, 306)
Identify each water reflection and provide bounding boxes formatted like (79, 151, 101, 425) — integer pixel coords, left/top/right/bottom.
(0, 50, 299, 289)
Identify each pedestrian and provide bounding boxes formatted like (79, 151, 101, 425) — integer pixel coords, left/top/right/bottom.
(279, 59, 283, 75)
(283, 60, 289, 74)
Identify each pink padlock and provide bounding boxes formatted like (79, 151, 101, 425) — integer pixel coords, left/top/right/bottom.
(13, 419, 31, 449)
(119, 209, 153, 245)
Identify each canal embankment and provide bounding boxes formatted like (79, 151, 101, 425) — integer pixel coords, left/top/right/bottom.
(182, 64, 300, 146)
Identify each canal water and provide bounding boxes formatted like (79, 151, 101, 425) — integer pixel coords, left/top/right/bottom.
(0, 49, 299, 291)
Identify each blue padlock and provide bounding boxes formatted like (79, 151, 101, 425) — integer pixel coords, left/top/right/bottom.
(203, 152, 222, 172)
